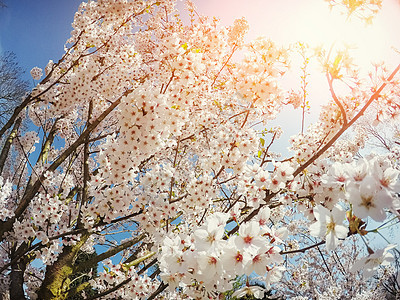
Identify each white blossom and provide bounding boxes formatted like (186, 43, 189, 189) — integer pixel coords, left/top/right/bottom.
(309, 205, 348, 251)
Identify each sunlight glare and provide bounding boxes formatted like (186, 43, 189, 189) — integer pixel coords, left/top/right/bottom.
(292, 1, 392, 68)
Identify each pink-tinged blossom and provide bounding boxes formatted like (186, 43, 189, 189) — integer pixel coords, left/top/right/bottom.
(265, 226, 288, 244)
(161, 235, 184, 256)
(347, 159, 368, 183)
(265, 265, 285, 290)
(195, 250, 223, 283)
(298, 201, 315, 221)
(235, 221, 266, 253)
(193, 213, 228, 251)
(265, 245, 284, 264)
(274, 161, 294, 182)
(247, 252, 270, 275)
(373, 164, 400, 191)
(221, 246, 249, 274)
(321, 162, 350, 186)
(256, 206, 271, 227)
(207, 212, 230, 227)
(347, 176, 392, 222)
(160, 273, 181, 290)
(167, 250, 192, 274)
(268, 175, 286, 193)
(254, 169, 271, 189)
(309, 205, 348, 251)
(36, 231, 49, 245)
(350, 244, 396, 279)
(30, 66, 43, 80)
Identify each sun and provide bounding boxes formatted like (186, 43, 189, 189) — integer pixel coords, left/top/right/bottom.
(291, 0, 394, 69)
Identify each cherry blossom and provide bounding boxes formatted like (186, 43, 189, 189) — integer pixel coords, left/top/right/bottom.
(347, 175, 393, 221)
(0, 0, 398, 298)
(350, 244, 396, 279)
(30, 67, 43, 80)
(231, 284, 265, 299)
(235, 221, 266, 253)
(309, 205, 348, 251)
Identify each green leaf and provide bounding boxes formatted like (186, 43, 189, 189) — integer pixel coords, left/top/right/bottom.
(260, 137, 265, 147)
(333, 53, 342, 69)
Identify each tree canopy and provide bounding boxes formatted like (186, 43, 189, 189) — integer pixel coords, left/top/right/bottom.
(0, 0, 399, 299)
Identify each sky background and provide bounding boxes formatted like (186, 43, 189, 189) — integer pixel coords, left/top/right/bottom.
(0, 0, 82, 81)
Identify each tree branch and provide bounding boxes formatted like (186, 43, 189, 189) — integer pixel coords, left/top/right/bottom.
(293, 62, 400, 178)
(280, 240, 325, 255)
(74, 234, 146, 273)
(0, 89, 132, 241)
(327, 72, 347, 126)
(0, 117, 21, 175)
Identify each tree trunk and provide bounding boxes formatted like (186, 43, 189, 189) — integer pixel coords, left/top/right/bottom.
(37, 233, 89, 300)
(10, 259, 26, 300)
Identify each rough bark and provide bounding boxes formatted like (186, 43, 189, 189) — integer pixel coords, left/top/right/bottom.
(37, 232, 90, 300)
(10, 257, 27, 300)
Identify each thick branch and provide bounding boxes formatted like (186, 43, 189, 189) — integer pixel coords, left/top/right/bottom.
(0, 117, 21, 175)
(77, 100, 93, 228)
(74, 234, 146, 273)
(9, 243, 28, 300)
(10, 261, 26, 300)
(36, 118, 60, 165)
(0, 96, 30, 140)
(327, 73, 347, 126)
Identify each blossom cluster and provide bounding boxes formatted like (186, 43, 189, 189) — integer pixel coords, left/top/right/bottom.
(158, 210, 286, 298)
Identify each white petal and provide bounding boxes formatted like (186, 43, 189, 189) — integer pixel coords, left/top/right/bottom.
(334, 224, 348, 239)
(309, 221, 325, 237)
(325, 232, 337, 251)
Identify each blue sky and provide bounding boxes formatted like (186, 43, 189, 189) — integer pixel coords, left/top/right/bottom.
(0, 0, 82, 81)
